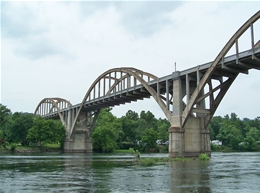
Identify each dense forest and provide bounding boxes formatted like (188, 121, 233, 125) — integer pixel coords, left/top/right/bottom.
(1, 103, 260, 152)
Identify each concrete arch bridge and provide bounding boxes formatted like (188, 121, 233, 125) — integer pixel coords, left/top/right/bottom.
(34, 11, 260, 157)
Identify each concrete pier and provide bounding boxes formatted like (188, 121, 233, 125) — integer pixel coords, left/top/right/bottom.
(63, 132, 92, 153)
(168, 117, 211, 157)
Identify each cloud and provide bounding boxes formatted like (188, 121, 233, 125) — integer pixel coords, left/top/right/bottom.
(1, 2, 43, 39)
(114, 1, 182, 38)
(1, 1, 260, 120)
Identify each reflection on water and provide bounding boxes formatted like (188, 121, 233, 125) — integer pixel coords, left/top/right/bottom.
(0, 152, 259, 193)
(169, 160, 211, 193)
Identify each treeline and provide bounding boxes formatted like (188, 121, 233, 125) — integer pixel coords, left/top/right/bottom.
(90, 109, 260, 152)
(209, 113, 260, 151)
(1, 103, 260, 152)
(91, 108, 170, 153)
(0, 104, 66, 149)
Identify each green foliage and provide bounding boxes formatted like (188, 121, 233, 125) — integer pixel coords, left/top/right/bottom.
(209, 113, 260, 151)
(140, 158, 155, 166)
(2, 102, 260, 154)
(120, 110, 139, 142)
(217, 123, 243, 149)
(209, 116, 223, 140)
(141, 128, 157, 150)
(92, 109, 122, 153)
(129, 147, 140, 159)
(27, 116, 66, 147)
(157, 119, 170, 142)
(10, 144, 17, 152)
(211, 143, 224, 151)
(138, 157, 189, 166)
(0, 139, 8, 149)
(0, 104, 11, 127)
(92, 127, 118, 153)
(0, 130, 5, 141)
(199, 153, 210, 160)
(6, 112, 33, 145)
(0, 104, 11, 139)
(242, 127, 259, 151)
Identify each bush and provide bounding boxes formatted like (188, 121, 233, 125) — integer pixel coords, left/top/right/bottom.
(199, 153, 210, 160)
(211, 143, 223, 151)
(129, 148, 140, 160)
(140, 158, 156, 166)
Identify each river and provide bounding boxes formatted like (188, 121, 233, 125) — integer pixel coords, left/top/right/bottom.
(0, 152, 259, 193)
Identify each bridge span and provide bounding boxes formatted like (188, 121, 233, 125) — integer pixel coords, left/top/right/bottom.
(34, 11, 260, 157)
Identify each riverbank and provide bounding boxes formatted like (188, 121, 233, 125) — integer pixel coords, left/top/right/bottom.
(0, 144, 62, 153)
(1, 145, 259, 154)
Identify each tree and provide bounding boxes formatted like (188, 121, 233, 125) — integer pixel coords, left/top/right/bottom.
(140, 110, 157, 130)
(0, 104, 11, 140)
(156, 118, 170, 142)
(6, 112, 33, 145)
(120, 110, 139, 142)
(92, 127, 118, 153)
(91, 109, 123, 152)
(209, 116, 223, 140)
(132, 111, 157, 141)
(142, 128, 158, 150)
(217, 122, 243, 150)
(243, 127, 259, 151)
(27, 116, 66, 147)
(0, 104, 11, 127)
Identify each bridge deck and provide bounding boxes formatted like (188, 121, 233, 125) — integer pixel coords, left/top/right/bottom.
(43, 47, 260, 118)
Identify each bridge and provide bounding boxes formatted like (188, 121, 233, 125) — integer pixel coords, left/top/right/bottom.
(34, 11, 260, 157)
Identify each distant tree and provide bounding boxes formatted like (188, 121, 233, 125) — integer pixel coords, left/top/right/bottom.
(140, 110, 157, 130)
(125, 110, 139, 120)
(156, 118, 170, 142)
(0, 104, 11, 126)
(120, 110, 139, 142)
(142, 128, 158, 150)
(0, 104, 11, 139)
(135, 118, 147, 141)
(217, 122, 243, 150)
(92, 109, 122, 153)
(6, 112, 33, 145)
(245, 117, 260, 133)
(27, 116, 66, 147)
(243, 127, 260, 151)
(209, 116, 223, 140)
(92, 126, 118, 153)
(134, 111, 157, 141)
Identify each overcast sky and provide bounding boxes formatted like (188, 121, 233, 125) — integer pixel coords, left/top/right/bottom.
(1, 1, 260, 120)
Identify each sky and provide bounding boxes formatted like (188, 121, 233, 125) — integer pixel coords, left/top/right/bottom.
(1, 1, 260, 120)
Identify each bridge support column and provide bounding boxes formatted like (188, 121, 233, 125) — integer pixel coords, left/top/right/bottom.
(63, 110, 97, 153)
(168, 127, 184, 157)
(169, 117, 211, 158)
(63, 132, 92, 153)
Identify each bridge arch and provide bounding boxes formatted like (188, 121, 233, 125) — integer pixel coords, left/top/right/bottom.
(70, 67, 173, 137)
(34, 97, 72, 125)
(182, 10, 260, 128)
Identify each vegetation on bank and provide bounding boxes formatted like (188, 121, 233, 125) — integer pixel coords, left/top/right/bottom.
(209, 113, 260, 151)
(0, 103, 66, 153)
(1, 103, 260, 155)
(0, 143, 62, 153)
